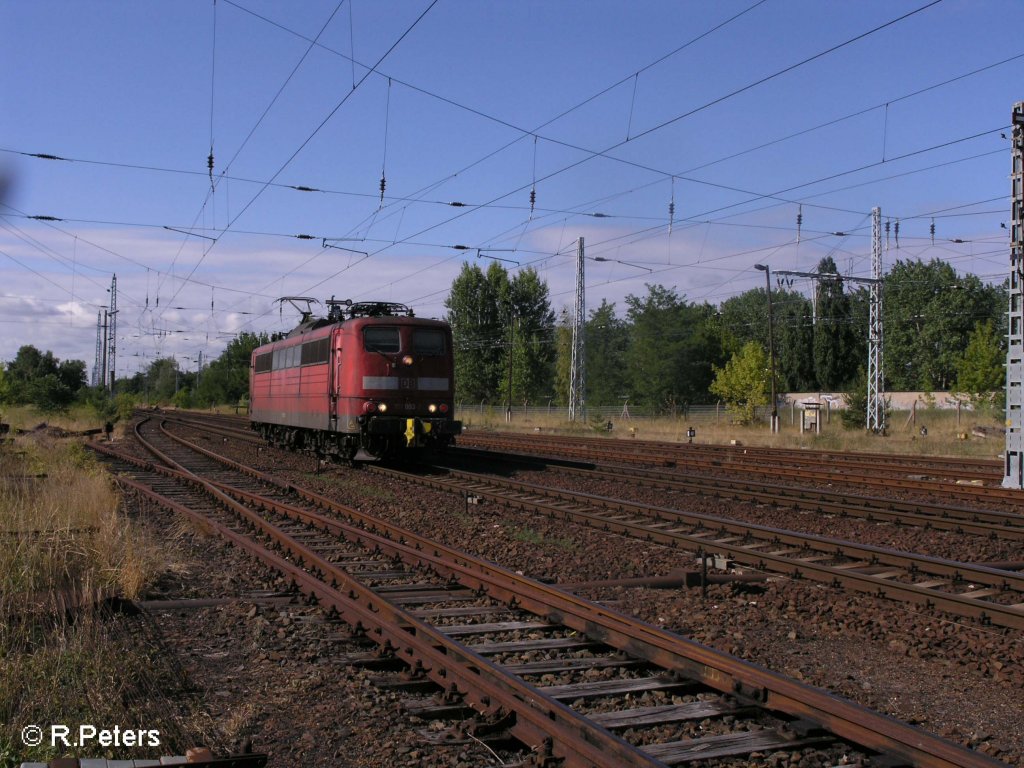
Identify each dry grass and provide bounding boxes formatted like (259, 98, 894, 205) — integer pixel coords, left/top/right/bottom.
(0, 404, 106, 435)
(461, 407, 1006, 460)
(0, 435, 182, 765)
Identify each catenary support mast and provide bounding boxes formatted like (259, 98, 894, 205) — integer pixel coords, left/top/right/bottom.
(867, 207, 885, 432)
(568, 237, 585, 422)
(106, 274, 118, 392)
(1004, 102, 1024, 489)
(92, 310, 103, 387)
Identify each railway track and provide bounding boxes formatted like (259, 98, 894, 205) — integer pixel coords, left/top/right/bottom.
(441, 446, 1024, 541)
(159, 413, 1023, 540)
(372, 463, 1024, 631)
(87, 418, 1007, 767)
(458, 432, 1019, 505)
(462, 430, 1001, 476)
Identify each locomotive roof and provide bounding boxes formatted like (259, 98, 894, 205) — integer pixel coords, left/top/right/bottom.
(258, 314, 449, 351)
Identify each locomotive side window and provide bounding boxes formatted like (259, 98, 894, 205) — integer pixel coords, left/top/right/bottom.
(272, 348, 284, 370)
(412, 328, 446, 355)
(301, 338, 330, 365)
(254, 352, 272, 373)
(364, 327, 400, 353)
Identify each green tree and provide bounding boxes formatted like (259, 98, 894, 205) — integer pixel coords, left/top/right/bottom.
(446, 262, 555, 406)
(624, 285, 723, 411)
(501, 268, 556, 405)
(584, 300, 629, 406)
(813, 257, 859, 390)
(196, 332, 269, 405)
(552, 313, 572, 406)
(0, 365, 10, 404)
(144, 358, 181, 402)
(709, 341, 770, 424)
(3, 345, 87, 408)
(884, 259, 1003, 390)
(446, 262, 505, 403)
(718, 287, 816, 392)
(775, 293, 816, 392)
(956, 319, 1005, 411)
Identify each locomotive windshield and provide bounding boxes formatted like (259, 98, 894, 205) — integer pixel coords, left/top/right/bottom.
(363, 326, 400, 353)
(412, 328, 446, 355)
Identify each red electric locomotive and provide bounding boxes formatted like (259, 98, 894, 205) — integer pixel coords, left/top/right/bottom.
(249, 299, 461, 460)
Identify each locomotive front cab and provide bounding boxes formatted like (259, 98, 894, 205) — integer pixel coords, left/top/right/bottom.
(348, 318, 462, 457)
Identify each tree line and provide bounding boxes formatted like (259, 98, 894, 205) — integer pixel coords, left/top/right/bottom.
(1, 256, 1006, 424)
(0, 332, 268, 419)
(445, 257, 1006, 417)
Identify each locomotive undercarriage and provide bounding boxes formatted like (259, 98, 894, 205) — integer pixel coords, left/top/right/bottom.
(253, 418, 458, 461)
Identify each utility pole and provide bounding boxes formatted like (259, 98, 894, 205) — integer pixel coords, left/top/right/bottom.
(568, 237, 586, 422)
(754, 264, 778, 433)
(867, 207, 885, 432)
(1004, 102, 1024, 489)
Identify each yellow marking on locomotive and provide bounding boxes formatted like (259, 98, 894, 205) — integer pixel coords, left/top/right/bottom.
(405, 418, 416, 446)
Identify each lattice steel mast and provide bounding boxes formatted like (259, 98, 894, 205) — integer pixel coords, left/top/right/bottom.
(92, 310, 103, 387)
(106, 274, 118, 392)
(867, 207, 885, 432)
(568, 237, 586, 422)
(1004, 102, 1024, 489)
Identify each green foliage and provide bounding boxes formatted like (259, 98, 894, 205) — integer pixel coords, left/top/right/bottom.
(956, 319, 1005, 412)
(445, 261, 1004, 416)
(503, 268, 557, 405)
(446, 262, 505, 403)
(85, 387, 118, 422)
(884, 259, 1003, 390)
(812, 257, 859, 390)
(585, 300, 629, 406)
(839, 366, 892, 431)
(719, 287, 816, 392)
(709, 341, 769, 424)
(142, 357, 181, 402)
(840, 368, 868, 430)
(552, 318, 572, 406)
(194, 332, 268, 406)
(171, 387, 192, 409)
(446, 262, 554, 404)
(624, 285, 724, 410)
(2, 345, 87, 408)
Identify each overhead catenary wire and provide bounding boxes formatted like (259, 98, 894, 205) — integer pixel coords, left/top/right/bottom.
(156, 0, 439, 320)
(4, 3, 1011, 364)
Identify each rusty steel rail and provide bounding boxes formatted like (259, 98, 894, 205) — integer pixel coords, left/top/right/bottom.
(96, 427, 663, 768)
(96, 418, 1012, 767)
(464, 430, 1002, 475)
(459, 433, 1019, 504)
(444, 446, 1024, 540)
(372, 464, 1024, 631)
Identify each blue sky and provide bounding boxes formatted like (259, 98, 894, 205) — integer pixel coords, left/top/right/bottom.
(1, 0, 1021, 376)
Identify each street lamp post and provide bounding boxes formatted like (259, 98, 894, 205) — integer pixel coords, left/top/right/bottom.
(754, 264, 779, 434)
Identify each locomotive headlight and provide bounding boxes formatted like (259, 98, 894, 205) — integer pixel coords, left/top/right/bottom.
(377, 402, 388, 413)
(401, 355, 414, 366)
(439, 403, 449, 414)
(427, 403, 437, 413)
(362, 401, 376, 414)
